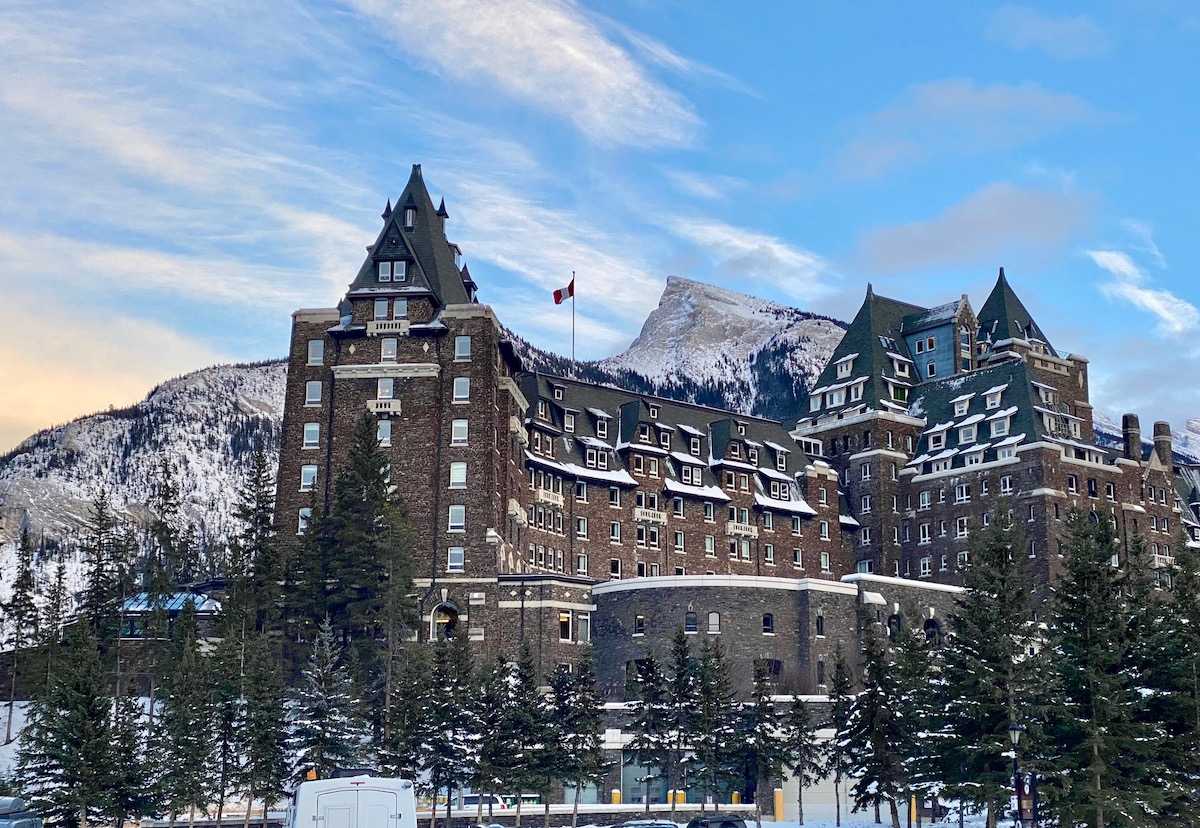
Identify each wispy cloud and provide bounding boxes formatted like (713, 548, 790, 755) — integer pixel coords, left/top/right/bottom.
(661, 169, 748, 200)
(604, 19, 760, 99)
(986, 5, 1111, 60)
(837, 79, 1104, 179)
(1087, 249, 1198, 335)
(856, 182, 1090, 272)
(344, 0, 700, 148)
(665, 217, 834, 302)
(1121, 219, 1167, 268)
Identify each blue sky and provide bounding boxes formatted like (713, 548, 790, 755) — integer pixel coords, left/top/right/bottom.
(1, 1, 1198, 450)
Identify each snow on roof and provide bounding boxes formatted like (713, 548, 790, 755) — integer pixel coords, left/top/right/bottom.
(839, 514, 861, 527)
(906, 453, 931, 466)
(664, 478, 730, 502)
(715, 457, 761, 473)
(886, 351, 913, 363)
(764, 441, 790, 453)
(525, 451, 637, 486)
(745, 438, 763, 447)
(986, 405, 1019, 421)
(677, 423, 704, 437)
(949, 392, 975, 404)
(754, 492, 817, 516)
(984, 384, 1009, 395)
(1035, 405, 1084, 421)
(955, 413, 986, 428)
(862, 591, 887, 606)
(758, 466, 793, 483)
(577, 436, 613, 449)
(928, 448, 960, 462)
(993, 433, 1026, 448)
(925, 421, 953, 435)
(586, 407, 611, 419)
(833, 352, 859, 364)
(669, 451, 704, 465)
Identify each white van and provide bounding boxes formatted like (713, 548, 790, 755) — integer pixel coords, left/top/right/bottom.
(288, 776, 416, 828)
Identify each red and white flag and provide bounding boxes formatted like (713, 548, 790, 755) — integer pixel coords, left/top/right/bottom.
(552, 277, 574, 305)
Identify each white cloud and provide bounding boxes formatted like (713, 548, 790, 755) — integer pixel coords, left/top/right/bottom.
(857, 183, 1090, 272)
(604, 20, 760, 98)
(1087, 249, 1198, 336)
(838, 79, 1103, 179)
(665, 217, 834, 303)
(661, 169, 748, 201)
(986, 5, 1111, 60)
(1121, 219, 1167, 268)
(343, 0, 700, 148)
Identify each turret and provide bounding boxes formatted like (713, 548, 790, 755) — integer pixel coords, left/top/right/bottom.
(1122, 414, 1141, 461)
(1153, 421, 1173, 466)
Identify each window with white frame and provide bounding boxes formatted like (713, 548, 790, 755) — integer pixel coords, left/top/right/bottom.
(381, 338, 397, 362)
(820, 550, 831, 571)
(307, 339, 324, 365)
(448, 504, 465, 532)
(297, 508, 312, 534)
(819, 520, 830, 540)
(300, 465, 317, 492)
(454, 335, 471, 361)
(447, 546, 464, 573)
(920, 556, 932, 576)
(377, 377, 394, 400)
(674, 530, 685, 552)
(576, 516, 588, 539)
(707, 612, 721, 634)
(303, 422, 319, 449)
(954, 399, 970, 416)
(764, 543, 774, 564)
(576, 552, 588, 575)
(705, 535, 716, 556)
(450, 419, 468, 445)
(609, 487, 620, 506)
(596, 419, 608, 438)
(374, 298, 389, 320)
(861, 494, 872, 514)
(449, 462, 466, 489)
(929, 431, 946, 450)
(861, 526, 872, 546)
(919, 522, 931, 544)
(564, 413, 575, 432)
(609, 521, 620, 542)
(861, 463, 872, 480)
(956, 516, 968, 538)
(927, 362, 937, 378)
(392, 298, 408, 319)
(990, 417, 1009, 437)
(452, 377, 470, 402)
(959, 424, 977, 444)
(377, 419, 392, 446)
(305, 381, 322, 405)
(793, 547, 803, 567)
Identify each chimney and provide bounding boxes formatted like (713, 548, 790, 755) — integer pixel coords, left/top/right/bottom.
(1122, 414, 1141, 461)
(1153, 421, 1173, 466)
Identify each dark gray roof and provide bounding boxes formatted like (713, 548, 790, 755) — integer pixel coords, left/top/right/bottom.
(901, 298, 966, 335)
(976, 268, 1057, 356)
(347, 164, 471, 308)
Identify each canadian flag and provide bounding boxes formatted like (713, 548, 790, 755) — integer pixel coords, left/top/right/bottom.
(552, 277, 575, 305)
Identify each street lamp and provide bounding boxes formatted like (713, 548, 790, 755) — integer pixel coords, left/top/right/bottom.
(1008, 723, 1026, 828)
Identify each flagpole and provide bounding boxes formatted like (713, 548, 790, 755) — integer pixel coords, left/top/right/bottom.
(571, 269, 576, 365)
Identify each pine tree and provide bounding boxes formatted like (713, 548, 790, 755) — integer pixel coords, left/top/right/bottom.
(694, 637, 738, 812)
(419, 636, 478, 828)
(626, 654, 672, 812)
(39, 558, 69, 690)
(471, 655, 517, 822)
(665, 629, 700, 817)
(823, 641, 854, 827)
(538, 666, 573, 828)
(506, 645, 550, 828)
(289, 618, 367, 782)
(782, 697, 824, 825)
(152, 601, 214, 826)
(17, 624, 113, 827)
(378, 646, 430, 779)
(1042, 510, 1161, 828)
(735, 662, 791, 828)
(237, 635, 291, 828)
(934, 504, 1045, 828)
(208, 633, 244, 826)
(107, 689, 155, 828)
(5, 527, 39, 743)
(560, 649, 608, 828)
(233, 445, 280, 633)
(842, 615, 907, 828)
(280, 500, 328, 649)
(891, 622, 938, 822)
(79, 490, 120, 637)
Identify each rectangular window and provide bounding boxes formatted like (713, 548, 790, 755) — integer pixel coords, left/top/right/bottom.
(305, 381, 322, 405)
(920, 557, 932, 576)
(705, 535, 715, 556)
(447, 546, 464, 573)
(303, 422, 319, 449)
(674, 530, 685, 552)
(575, 481, 587, 501)
(394, 260, 407, 281)
(820, 550, 831, 571)
(448, 504, 465, 532)
(596, 419, 607, 438)
(297, 507, 312, 534)
(449, 462, 467, 489)
(454, 336, 471, 361)
(819, 520, 829, 540)
(559, 611, 572, 642)
(1001, 475, 1013, 494)
(377, 377, 394, 399)
(307, 339, 324, 365)
(393, 298, 408, 319)
(451, 419, 468, 445)
(381, 338, 397, 362)
(576, 552, 588, 575)
(861, 463, 871, 480)
(300, 464, 317, 492)
(956, 517, 968, 538)
(574, 517, 587, 539)
(453, 376, 470, 402)
(374, 298, 389, 320)
(377, 419, 392, 446)
(764, 543, 775, 564)
(609, 487, 620, 506)
(610, 559, 621, 579)
(403, 207, 415, 228)
(564, 413, 575, 433)
(378, 261, 391, 281)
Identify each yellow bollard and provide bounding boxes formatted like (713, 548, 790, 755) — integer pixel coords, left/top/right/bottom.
(773, 788, 784, 819)
(675, 790, 686, 805)
(611, 788, 622, 805)
(731, 791, 741, 805)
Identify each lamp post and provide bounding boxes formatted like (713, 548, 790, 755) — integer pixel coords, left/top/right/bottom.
(1008, 723, 1026, 828)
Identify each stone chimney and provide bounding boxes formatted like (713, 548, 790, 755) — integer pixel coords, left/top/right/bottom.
(1153, 421, 1173, 466)
(1122, 414, 1142, 461)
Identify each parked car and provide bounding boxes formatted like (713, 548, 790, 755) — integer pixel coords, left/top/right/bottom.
(287, 775, 416, 828)
(618, 821, 678, 828)
(0, 798, 41, 828)
(684, 816, 747, 828)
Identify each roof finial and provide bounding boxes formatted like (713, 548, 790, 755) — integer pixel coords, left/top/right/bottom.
(436, 197, 449, 219)
(998, 266, 1007, 283)
(411, 163, 423, 179)
(866, 282, 875, 299)
(381, 199, 392, 220)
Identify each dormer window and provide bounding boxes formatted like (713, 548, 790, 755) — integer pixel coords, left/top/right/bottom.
(553, 387, 563, 401)
(954, 400, 969, 417)
(690, 437, 702, 456)
(986, 392, 1001, 409)
(929, 432, 946, 450)
(639, 424, 651, 442)
(836, 359, 852, 379)
(378, 261, 390, 282)
(596, 419, 608, 439)
(564, 413, 575, 432)
(959, 425, 977, 444)
(895, 360, 910, 377)
(737, 423, 746, 436)
(403, 208, 415, 228)
(649, 404, 659, 419)
(730, 443, 741, 458)
(850, 382, 864, 402)
(748, 447, 759, 464)
(659, 431, 670, 449)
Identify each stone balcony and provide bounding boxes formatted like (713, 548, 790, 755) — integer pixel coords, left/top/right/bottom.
(367, 399, 400, 414)
(366, 319, 411, 336)
(536, 488, 564, 508)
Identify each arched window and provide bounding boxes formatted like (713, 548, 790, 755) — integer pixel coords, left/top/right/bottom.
(815, 612, 825, 637)
(431, 603, 459, 641)
(762, 613, 775, 634)
(923, 618, 943, 647)
(707, 611, 721, 634)
(684, 611, 698, 633)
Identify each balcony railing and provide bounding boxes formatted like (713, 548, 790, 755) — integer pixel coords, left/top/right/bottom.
(1151, 554, 1175, 569)
(726, 521, 758, 539)
(366, 319, 411, 336)
(536, 488, 564, 508)
(633, 507, 667, 525)
(367, 399, 400, 414)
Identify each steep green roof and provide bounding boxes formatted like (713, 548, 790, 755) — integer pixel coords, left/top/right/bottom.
(976, 268, 1056, 355)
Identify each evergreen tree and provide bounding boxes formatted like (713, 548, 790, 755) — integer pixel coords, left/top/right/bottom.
(148, 458, 184, 584)
(538, 666, 574, 828)
(279, 500, 328, 648)
(782, 697, 824, 825)
(78, 490, 120, 637)
(17, 624, 112, 827)
(560, 649, 608, 828)
(626, 654, 672, 812)
(39, 558, 69, 689)
(471, 655, 517, 821)
(823, 641, 854, 827)
(735, 662, 791, 828)
(237, 635, 291, 828)
(694, 637, 738, 812)
(233, 445, 279, 633)
(107, 689, 155, 828)
(935, 505, 1045, 828)
(152, 601, 214, 826)
(841, 616, 906, 828)
(378, 646, 430, 779)
(4, 527, 39, 743)
(289, 618, 367, 782)
(505, 645, 550, 828)
(665, 629, 700, 817)
(1042, 511, 1162, 828)
(419, 636, 478, 828)
(208, 633, 244, 826)
(890, 622, 938, 817)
